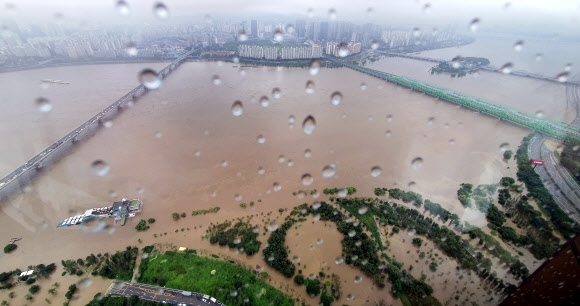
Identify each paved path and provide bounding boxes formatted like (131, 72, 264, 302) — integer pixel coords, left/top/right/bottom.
(528, 134, 580, 224)
(107, 281, 224, 306)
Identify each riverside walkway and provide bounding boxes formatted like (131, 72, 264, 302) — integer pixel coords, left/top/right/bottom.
(330, 57, 580, 144)
(0, 48, 197, 199)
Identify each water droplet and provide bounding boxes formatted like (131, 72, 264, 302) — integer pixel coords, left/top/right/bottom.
(535, 53, 543, 61)
(328, 8, 337, 20)
(307, 7, 314, 18)
(274, 29, 284, 42)
(126, 42, 137, 56)
(232, 56, 240, 64)
(423, 3, 432, 13)
(268, 220, 279, 231)
(371, 40, 379, 50)
(153, 2, 169, 19)
(355, 241, 362, 247)
(556, 72, 569, 82)
(412, 27, 421, 37)
(338, 188, 348, 198)
(360, 82, 367, 90)
(358, 206, 368, 215)
(322, 164, 337, 178)
(337, 43, 350, 57)
(408, 181, 416, 189)
(301, 173, 314, 186)
(257, 135, 266, 144)
(386, 114, 393, 122)
(221, 160, 228, 167)
(331, 92, 343, 105)
(316, 238, 324, 245)
(35, 97, 52, 112)
(272, 88, 282, 99)
(535, 110, 545, 118)
(260, 96, 270, 107)
(103, 120, 113, 128)
(239, 69, 246, 77)
(346, 294, 354, 300)
(499, 142, 510, 152)
(385, 130, 391, 137)
(287, 160, 294, 167)
(273, 182, 282, 192)
(77, 277, 93, 289)
(305, 80, 316, 93)
(371, 166, 382, 177)
(278, 155, 286, 163)
(354, 276, 363, 283)
(155, 131, 163, 138)
(411, 157, 423, 170)
(231, 101, 243, 116)
(564, 63, 572, 72)
(427, 117, 435, 125)
(286, 24, 295, 34)
(139, 69, 161, 90)
(116, 0, 130, 15)
(304, 149, 312, 158)
(451, 55, 463, 69)
(302, 115, 316, 135)
(292, 256, 301, 263)
(348, 230, 356, 237)
(513, 40, 524, 52)
(449, 139, 455, 145)
(312, 202, 321, 210)
(233, 238, 241, 245)
(203, 14, 213, 23)
(238, 30, 248, 41)
(235, 194, 242, 201)
(212, 75, 221, 85)
(91, 160, 110, 176)
(469, 18, 480, 32)
(309, 59, 320, 75)
(500, 63, 513, 74)
(288, 115, 296, 124)
(257, 167, 265, 175)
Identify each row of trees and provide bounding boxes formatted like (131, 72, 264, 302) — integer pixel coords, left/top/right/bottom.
(261, 220, 295, 278)
(207, 220, 261, 256)
(87, 295, 168, 305)
(192, 207, 220, 216)
(322, 187, 357, 195)
(61, 246, 138, 281)
(387, 188, 423, 206)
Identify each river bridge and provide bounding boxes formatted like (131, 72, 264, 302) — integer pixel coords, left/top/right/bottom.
(0, 48, 197, 201)
(381, 52, 580, 85)
(330, 57, 580, 144)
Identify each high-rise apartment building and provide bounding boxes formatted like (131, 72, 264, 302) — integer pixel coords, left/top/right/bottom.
(251, 20, 258, 38)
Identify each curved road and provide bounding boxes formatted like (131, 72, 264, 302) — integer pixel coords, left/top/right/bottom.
(528, 135, 580, 224)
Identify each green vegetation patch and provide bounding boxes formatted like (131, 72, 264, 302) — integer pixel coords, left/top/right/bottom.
(336, 197, 384, 250)
(192, 207, 220, 216)
(3, 244, 17, 254)
(206, 219, 261, 256)
(137, 251, 293, 306)
(61, 246, 137, 281)
(456, 183, 473, 207)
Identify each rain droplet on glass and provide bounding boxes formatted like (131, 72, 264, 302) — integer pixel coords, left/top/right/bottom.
(412, 27, 421, 37)
(302, 115, 316, 135)
(371, 40, 379, 50)
(272, 88, 282, 99)
(328, 8, 337, 20)
(304, 149, 312, 158)
(260, 96, 270, 107)
(258, 167, 265, 175)
(322, 164, 337, 178)
(423, 3, 431, 13)
(469, 18, 480, 32)
(411, 157, 423, 170)
(257, 135, 266, 144)
(556, 72, 569, 83)
(231, 101, 243, 116)
(535, 110, 545, 118)
(153, 2, 169, 19)
(274, 29, 284, 42)
(288, 115, 296, 124)
(513, 40, 524, 52)
(35, 97, 52, 112)
(500, 63, 513, 74)
(212, 75, 221, 85)
(126, 42, 138, 56)
(221, 160, 228, 167)
(273, 182, 282, 192)
(91, 160, 110, 176)
(116, 0, 130, 15)
(360, 82, 367, 90)
(309, 59, 320, 75)
(139, 69, 161, 90)
(301, 174, 314, 186)
(337, 43, 350, 57)
(305, 80, 315, 93)
(331, 92, 343, 105)
(371, 166, 382, 177)
(238, 30, 248, 41)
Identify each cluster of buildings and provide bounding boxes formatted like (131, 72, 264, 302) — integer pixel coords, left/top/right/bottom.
(237, 44, 324, 60)
(325, 42, 362, 57)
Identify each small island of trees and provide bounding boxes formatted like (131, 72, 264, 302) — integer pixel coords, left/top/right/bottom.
(430, 57, 490, 78)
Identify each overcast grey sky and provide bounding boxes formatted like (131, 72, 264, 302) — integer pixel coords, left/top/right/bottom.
(2, 0, 579, 36)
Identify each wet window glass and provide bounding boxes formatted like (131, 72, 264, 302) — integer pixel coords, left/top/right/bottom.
(1, 1, 579, 305)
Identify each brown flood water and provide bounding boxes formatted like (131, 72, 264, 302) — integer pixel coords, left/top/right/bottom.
(0, 60, 570, 305)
